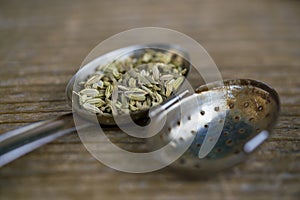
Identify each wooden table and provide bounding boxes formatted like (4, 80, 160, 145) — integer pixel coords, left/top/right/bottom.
(0, 0, 299, 199)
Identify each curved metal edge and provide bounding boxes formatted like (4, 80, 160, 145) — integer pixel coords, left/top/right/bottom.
(65, 43, 191, 125)
(195, 78, 281, 110)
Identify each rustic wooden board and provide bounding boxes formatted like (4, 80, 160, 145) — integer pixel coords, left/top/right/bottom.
(0, 0, 299, 199)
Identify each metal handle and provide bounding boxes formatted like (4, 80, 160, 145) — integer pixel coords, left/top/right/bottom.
(0, 90, 190, 167)
(149, 90, 190, 118)
(0, 113, 76, 167)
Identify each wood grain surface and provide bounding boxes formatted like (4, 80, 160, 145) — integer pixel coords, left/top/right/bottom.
(0, 0, 299, 199)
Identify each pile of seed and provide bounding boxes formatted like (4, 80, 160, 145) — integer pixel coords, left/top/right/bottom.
(78, 49, 187, 115)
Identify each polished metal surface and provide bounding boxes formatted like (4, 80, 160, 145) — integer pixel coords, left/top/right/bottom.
(0, 44, 280, 172)
(148, 79, 280, 174)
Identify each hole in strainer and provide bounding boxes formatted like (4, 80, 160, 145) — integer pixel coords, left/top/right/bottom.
(234, 116, 240, 121)
(249, 117, 255, 122)
(238, 128, 245, 134)
(226, 139, 233, 146)
(223, 131, 229, 136)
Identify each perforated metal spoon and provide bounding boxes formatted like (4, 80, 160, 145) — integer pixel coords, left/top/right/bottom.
(148, 79, 280, 174)
(0, 44, 280, 173)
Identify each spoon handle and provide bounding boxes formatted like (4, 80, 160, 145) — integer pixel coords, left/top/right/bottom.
(0, 113, 76, 167)
(0, 90, 191, 168)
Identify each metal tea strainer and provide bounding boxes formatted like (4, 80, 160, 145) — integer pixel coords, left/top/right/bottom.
(147, 79, 280, 174)
(0, 44, 280, 173)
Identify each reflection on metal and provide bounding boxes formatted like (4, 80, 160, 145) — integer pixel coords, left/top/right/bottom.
(244, 130, 269, 153)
